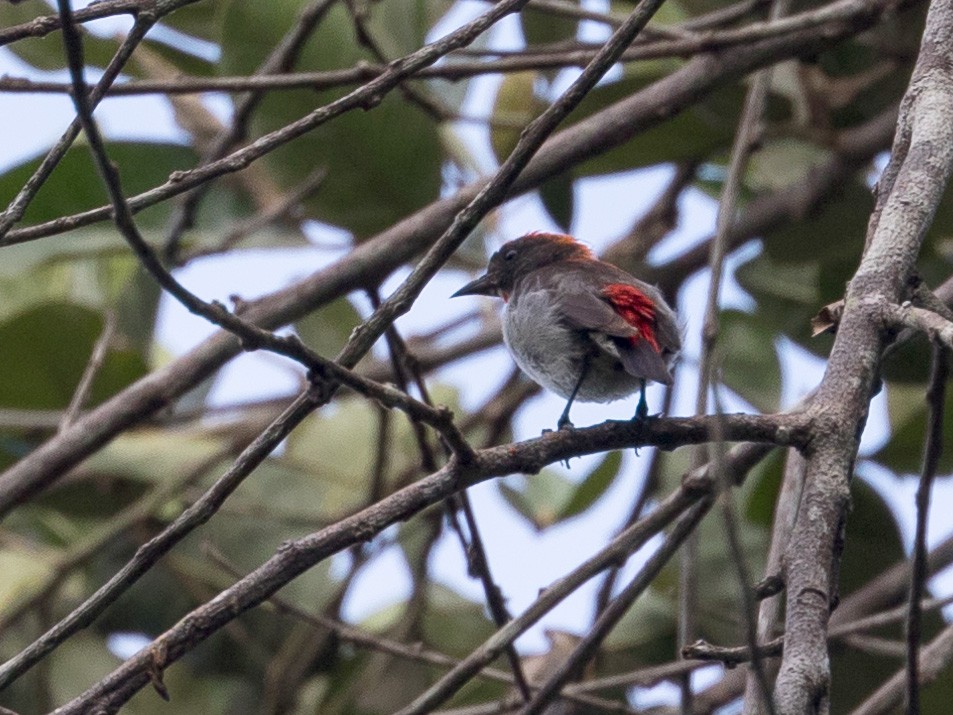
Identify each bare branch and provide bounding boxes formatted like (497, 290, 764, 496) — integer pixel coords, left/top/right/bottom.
(883, 302, 953, 348)
(42, 412, 805, 711)
(850, 624, 953, 715)
(0, 13, 156, 237)
(0, 0, 164, 46)
(0, 391, 321, 690)
(58, 311, 116, 431)
(1, 0, 909, 247)
(774, 0, 953, 711)
(905, 344, 948, 713)
(514, 500, 713, 715)
(163, 0, 339, 262)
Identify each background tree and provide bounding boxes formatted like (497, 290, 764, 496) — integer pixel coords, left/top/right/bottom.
(0, 0, 951, 713)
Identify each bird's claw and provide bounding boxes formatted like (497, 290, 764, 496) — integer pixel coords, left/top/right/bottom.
(630, 410, 661, 456)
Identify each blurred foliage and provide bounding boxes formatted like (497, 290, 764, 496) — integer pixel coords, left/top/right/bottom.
(0, 0, 949, 712)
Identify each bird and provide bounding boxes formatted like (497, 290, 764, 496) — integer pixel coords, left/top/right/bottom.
(452, 232, 680, 429)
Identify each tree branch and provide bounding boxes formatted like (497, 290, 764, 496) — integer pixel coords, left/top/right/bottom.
(905, 344, 948, 713)
(0, 0, 906, 525)
(38, 412, 805, 710)
(773, 0, 953, 711)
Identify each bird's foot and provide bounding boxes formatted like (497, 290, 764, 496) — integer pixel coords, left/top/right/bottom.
(546, 419, 575, 468)
(629, 409, 659, 456)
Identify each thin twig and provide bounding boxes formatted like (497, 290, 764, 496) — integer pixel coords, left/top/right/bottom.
(0, 390, 321, 690)
(396, 494, 706, 715)
(592, 379, 674, 614)
(852, 624, 953, 715)
(163, 0, 339, 263)
(515, 499, 714, 715)
(367, 289, 532, 700)
(741, 449, 804, 712)
(41, 410, 806, 711)
(58, 311, 116, 432)
(0, 0, 898, 540)
(906, 345, 948, 714)
(182, 167, 328, 261)
(55, 0, 477, 466)
(0, 9, 167, 237)
(334, 0, 672, 443)
(681, 592, 953, 667)
(0, 0, 154, 46)
(883, 302, 953, 350)
(0, 0, 906, 248)
(711, 385, 777, 715)
(0, 446, 232, 636)
(204, 543, 624, 712)
(774, 0, 953, 709)
(685, 0, 789, 710)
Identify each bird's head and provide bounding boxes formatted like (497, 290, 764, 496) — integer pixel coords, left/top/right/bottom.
(451, 232, 593, 301)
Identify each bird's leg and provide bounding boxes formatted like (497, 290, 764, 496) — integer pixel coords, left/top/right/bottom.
(634, 379, 648, 421)
(628, 379, 651, 457)
(557, 352, 592, 431)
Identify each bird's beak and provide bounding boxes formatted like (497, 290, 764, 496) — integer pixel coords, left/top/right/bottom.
(451, 272, 499, 298)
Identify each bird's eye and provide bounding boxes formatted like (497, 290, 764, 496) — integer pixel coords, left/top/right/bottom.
(504, 250, 517, 261)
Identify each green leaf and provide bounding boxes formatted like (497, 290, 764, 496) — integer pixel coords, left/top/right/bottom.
(286, 385, 463, 518)
(81, 427, 228, 486)
(219, 0, 443, 239)
(490, 71, 546, 164)
(349, 582, 500, 712)
(880, 330, 933, 384)
(558, 451, 623, 520)
(0, 302, 144, 410)
(747, 138, 833, 192)
(739, 448, 786, 527)
(601, 586, 677, 668)
(520, 4, 578, 47)
(735, 252, 830, 355)
(0, 548, 56, 619)
(160, 1, 224, 43)
(0, 142, 208, 230)
(114, 265, 163, 352)
(295, 297, 363, 358)
(760, 178, 873, 264)
(614, 0, 687, 25)
(498, 470, 575, 530)
(499, 452, 624, 528)
(420, 582, 497, 656)
(715, 309, 783, 412)
(605, 493, 769, 658)
(538, 174, 575, 232)
(873, 380, 953, 474)
(826, 475, 914, 711)
(839, 476, 905, 594)
(568, 73, 742, 176)
(0, 0, 122, 71)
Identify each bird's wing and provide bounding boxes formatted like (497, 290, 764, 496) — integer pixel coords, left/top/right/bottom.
(550, 274, 675, 385)
(615, 337, 674, 385)
(557, 289, 640, 337)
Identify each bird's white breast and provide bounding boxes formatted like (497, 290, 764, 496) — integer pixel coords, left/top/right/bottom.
(502, 288, 642, 402)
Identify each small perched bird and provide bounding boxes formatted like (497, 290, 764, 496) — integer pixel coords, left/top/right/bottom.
(453, 232, 680, 429)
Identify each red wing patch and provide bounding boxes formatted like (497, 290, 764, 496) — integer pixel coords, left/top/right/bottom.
(603, 283, 660, 353)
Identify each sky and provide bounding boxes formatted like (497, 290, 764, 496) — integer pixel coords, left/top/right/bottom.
(2, 1, 953, 707)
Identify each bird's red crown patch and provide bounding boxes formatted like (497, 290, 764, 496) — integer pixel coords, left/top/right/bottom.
(523, 231, 594, 259)
(603, 283, 660, 353)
